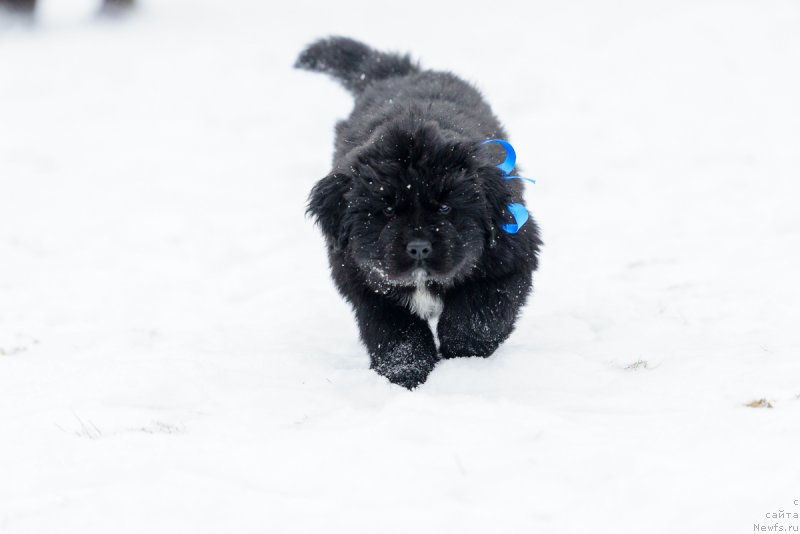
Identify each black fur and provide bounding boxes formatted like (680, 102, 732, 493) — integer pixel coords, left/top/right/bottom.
(297, 37, 542, 389)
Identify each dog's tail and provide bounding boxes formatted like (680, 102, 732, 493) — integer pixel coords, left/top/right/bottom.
(294, 37, 419, 95)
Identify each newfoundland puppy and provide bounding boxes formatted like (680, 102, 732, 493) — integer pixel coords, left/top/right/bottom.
(295, 37, 541, 389)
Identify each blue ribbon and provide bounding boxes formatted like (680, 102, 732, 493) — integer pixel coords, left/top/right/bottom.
(502, 203, 529, 234)
(482, 139, 535, 234)
(487, 138, 517, 175)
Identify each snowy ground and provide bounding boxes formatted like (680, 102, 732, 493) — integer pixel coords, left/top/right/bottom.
(1, 0, 799, 532)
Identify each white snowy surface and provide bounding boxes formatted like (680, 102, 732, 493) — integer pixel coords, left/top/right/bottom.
(1, 0, 799, 532)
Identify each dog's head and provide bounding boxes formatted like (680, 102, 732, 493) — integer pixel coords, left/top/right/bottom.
(308, 121, 515, 288)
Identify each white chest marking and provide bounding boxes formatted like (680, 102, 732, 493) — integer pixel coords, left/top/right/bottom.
(408, 286, 443, 320)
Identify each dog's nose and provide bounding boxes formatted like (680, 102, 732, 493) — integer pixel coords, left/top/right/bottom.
(406, 240, 432, 260)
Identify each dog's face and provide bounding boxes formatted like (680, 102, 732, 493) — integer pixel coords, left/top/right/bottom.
(308, 123, 511, 288)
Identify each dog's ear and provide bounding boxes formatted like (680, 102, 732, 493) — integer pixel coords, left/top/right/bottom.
(478, 166, 512, 249)
(307, 173, 352, 250)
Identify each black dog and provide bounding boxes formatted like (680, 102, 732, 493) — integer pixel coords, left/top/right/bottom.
(296, 37, 541, 388)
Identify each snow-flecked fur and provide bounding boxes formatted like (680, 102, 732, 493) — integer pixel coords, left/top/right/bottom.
(296, 37, 541, 388)
(294, 36, 419, 95)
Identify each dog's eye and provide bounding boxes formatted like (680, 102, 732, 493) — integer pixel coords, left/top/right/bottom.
(438, 204, 451, 214)
(382, 206, 395, 216)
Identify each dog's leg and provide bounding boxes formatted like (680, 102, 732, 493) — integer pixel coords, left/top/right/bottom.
(0, 0, 36, 16)
(438, 273, 532, 359)
(354, 298, 438, 389)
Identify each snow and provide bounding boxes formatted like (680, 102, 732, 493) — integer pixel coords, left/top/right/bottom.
(1, 0, 799, 532)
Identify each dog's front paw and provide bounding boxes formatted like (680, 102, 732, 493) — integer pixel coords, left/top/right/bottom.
(439, 338, 498, 359)
(376, 361, 434, 389)
(438, 319, 500, 359)
(371, 341, 437, 389)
